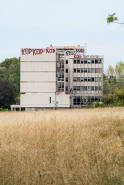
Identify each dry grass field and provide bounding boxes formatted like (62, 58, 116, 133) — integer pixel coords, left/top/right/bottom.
(0, 108, 124, 185)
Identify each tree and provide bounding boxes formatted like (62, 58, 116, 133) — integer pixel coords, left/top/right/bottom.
(0, 79, 14, 109)
(0, 57, 20, 103)
(107, 13, 124, 25)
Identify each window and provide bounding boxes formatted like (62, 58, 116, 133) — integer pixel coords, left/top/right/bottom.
(84, 78, 87, 82)
(66, 60, 68, 64)
(74, 68, 76, 73)
(92, 77, 94, 82)
(88, 86, 91, 91)
(81, 60, 84, 64)
(95, 68, 98, 73)
(50, 97, 51, 104)
(91, 68, 94, 73)
(84, 86, 87, 91)
(81, 68, 84, 73)
(88, 78, 91, 82)
(77, 69, 80, 73)
(85, 60, 87, 64)
(91, 86, 94, 91)
(99, 86, 102, 90)
(84, 69, 87, 73)
(81, 77, 84, 82)
(95, 86, 98, 91)
(77, 86, 80, 91)
(66, 86, 68, 92)
(98, 68, 102, 73)
(77, 60, 80, 64)
(91, 60, 94, 64)
(88, 60, 91, 64)
(73, 77, 76, 82)
(74, 60, 76, 64)
(95, 77, 99, 82)
(81, 86, 84, 91)
(66, 69, 68, 73)
(99, 60, 102, 64)
(73, 86, 76, 90)
(77, 77, 80, 82)
(66, 77, 68, 82)
(95, 60, 98, 64)
(88, 68, 91, 73)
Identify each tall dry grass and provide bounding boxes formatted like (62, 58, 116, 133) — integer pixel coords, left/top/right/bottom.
(0, 108, 124, 185)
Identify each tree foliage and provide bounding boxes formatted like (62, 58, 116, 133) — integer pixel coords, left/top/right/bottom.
(107, 13, 124, 25)
(0, 79, 14, 109)
(0, 57, 20, 106)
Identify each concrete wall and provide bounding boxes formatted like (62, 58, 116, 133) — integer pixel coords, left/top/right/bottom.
(20, 94, 70, 108)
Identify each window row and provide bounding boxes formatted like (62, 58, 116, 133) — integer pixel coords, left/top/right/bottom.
(73, 59, 102, 64)
(73, 77, 101, 82)
(73, 68, 102, 73)
(73, 86, 102, 91)
(73, 96, 100, 105)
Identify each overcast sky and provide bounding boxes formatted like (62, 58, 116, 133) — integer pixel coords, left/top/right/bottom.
(0, 0, 124, 71)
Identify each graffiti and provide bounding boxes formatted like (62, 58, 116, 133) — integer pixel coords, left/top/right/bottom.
(33, 49, 44, 55)
(46, 49, 55, 53)
(74, 55, 82, 58)
(22, 48, 55, 55)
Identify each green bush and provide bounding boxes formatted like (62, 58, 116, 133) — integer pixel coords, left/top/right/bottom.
(0, 108, 9, 112)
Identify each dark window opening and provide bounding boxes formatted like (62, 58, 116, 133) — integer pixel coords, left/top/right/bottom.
(85, 60, 87, 64)
(91, 60, 94, 64)
(66, 77, 68, 82)
(95, 60, 98, 64)
(66, 60, 68, 64)
(77, 60, 80, 64)
(74, 60, 76, 64)
(66, 69, 68, 73)
(50, 97, 51, 104)
(74, 68, 76, 73)
(77, 69, 80, 73)
(81, 60, 84, 64)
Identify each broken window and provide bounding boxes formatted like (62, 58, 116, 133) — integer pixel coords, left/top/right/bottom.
(66, 77, 68, 82)
(73, 77, 76, 82)
(88, 68, 91, 73)
(92, 77, 94, 82)
(73, 86, 76, 90)
(66, 69, 68, 73)
(84, 78, 87, 81)
(91, 60, 94, 64)
(74, 68, 76, 73)
(88, 78, 91, 82)
(81, 60, 84, 64)
(66, 60, 68, 64)
(81, 68, 84, 73)
(95, 60, 98, 64)
(85, 60, 87, 64)
(77, 69, 80, 73)
(74, 60, 76, 64)
(77, 60, 80, 64)
(77, 86, 80, 91)
(84, 69, 87, 73)
(81, 77, 84, 82)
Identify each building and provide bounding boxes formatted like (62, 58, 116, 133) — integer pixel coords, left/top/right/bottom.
(11, 45, 103, 111)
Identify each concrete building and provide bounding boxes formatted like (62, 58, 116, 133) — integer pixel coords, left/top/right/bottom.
(11, 45, 103, 111)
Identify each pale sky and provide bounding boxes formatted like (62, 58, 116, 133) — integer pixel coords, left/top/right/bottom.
(0, 0, 124, 71)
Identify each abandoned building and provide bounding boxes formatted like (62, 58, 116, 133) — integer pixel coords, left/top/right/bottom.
(11, 45, 104, 111)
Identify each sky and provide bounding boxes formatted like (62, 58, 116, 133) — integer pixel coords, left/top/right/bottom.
(0, 0, 124, 71)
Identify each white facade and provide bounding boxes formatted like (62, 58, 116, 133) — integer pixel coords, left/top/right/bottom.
(11, 45, 103, 111)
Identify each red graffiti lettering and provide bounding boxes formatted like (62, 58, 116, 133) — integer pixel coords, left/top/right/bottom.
(74, 55, 82, 58)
